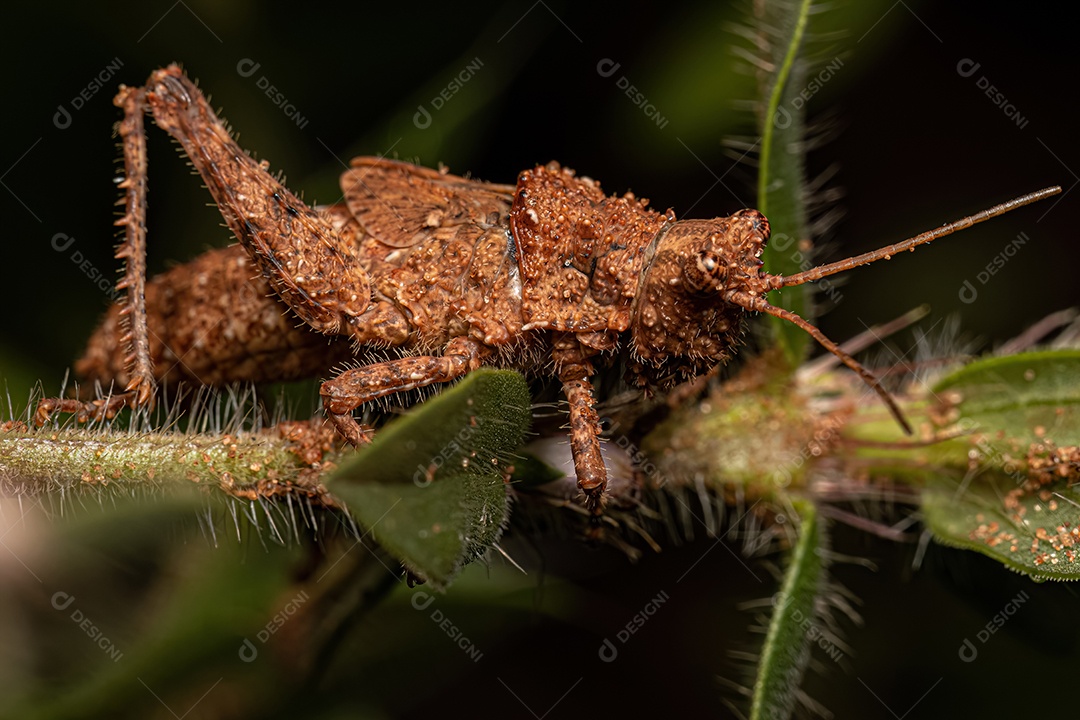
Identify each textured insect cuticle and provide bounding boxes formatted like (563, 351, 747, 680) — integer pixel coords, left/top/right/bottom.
(34, 64, 1063, 522)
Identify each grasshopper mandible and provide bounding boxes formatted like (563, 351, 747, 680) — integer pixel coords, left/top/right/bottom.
(36, 65, 1060, 516)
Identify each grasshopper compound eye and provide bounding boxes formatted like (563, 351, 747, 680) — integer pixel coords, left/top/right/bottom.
(687, 250, 728, 293)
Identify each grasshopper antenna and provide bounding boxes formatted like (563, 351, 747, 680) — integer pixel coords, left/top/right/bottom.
(748, 185, 1061, 434)
(728, 290, 913, 433)
(767, 186, 1061, 290)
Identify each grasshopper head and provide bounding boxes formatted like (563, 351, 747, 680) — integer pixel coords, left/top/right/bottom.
(626, 186, 1060, 434)
(629, 209, 771, 386)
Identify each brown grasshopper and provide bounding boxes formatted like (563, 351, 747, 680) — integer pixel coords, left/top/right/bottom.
(37, 64, 1059, 516)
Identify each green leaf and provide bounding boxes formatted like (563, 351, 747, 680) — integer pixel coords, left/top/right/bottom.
(932, 349, 1080, 445)
(327, 369, 531, 589)
(751, 501, 823, 720)
(922, 350, 1080, 580)
(923, 472, 1080, 581)
(757, 0, 813, 365)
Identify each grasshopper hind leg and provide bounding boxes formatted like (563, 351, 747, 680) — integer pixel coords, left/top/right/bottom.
(35, 84, 155, 427)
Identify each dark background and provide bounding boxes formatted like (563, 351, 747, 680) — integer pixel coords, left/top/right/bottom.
(0, 1, 1077, 717)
